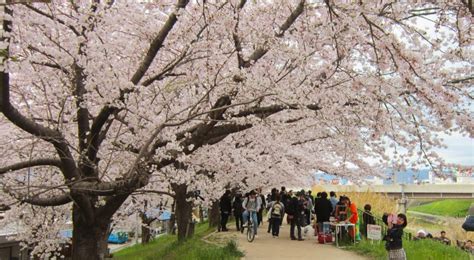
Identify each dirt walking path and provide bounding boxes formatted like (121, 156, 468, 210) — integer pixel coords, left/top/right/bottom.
(209, 222, 369, 260)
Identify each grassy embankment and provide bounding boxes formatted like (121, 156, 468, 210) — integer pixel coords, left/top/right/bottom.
(409, 199, 474, 217)
(408, 199, 474, 242)
(113, 222, 243, 260)
(349, 238, 472, 260)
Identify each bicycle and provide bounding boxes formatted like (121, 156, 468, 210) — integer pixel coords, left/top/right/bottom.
(241, 213, 256, 242)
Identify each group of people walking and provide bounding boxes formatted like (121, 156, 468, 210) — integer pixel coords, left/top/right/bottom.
(219, 187, 363, 240)
(219, 187, 412, 260)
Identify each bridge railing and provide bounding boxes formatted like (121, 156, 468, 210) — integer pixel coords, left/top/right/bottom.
(357, 208, 412, 241)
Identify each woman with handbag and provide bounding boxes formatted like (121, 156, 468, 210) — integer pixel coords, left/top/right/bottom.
(383, 213, 408, 260)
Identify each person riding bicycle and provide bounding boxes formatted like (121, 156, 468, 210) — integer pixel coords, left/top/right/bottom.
(242, 190, 262, 237)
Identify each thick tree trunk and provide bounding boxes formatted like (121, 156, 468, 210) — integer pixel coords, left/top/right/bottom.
(141, 224, 151, 244)
(199, 205, 204, 223)
(169, 215, 176, 235)
(71, 206, 110, 260)
(208, 200, 220, 229)
(169, 201, 176, 235)
(173, 184, 193, 241)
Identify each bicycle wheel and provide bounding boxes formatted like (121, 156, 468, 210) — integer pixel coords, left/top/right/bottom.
(247, 223, 255, 242)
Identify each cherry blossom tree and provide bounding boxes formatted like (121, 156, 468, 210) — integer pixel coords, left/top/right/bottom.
(0, 0, 473, 259)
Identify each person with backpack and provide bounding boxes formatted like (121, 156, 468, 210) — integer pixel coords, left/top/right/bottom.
(267, 194, 285, 237)
(242, 190, 262, 237)
(267, 188, 279, 233)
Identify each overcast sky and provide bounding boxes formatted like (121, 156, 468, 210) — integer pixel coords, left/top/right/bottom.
(435, 132, 474, 166)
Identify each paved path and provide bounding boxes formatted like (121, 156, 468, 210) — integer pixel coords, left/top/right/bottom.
(211, 222, 368, 260)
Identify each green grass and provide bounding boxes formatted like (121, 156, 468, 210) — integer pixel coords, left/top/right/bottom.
(348, 238, 472, 260)
(113, 222, 243, 260)
(409, 200, 473, 217)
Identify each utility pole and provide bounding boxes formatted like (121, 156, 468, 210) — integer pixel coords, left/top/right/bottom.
(399, 183, 407, 214)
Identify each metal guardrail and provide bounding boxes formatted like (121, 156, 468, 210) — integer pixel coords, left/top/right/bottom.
(357, 208, 412, 241)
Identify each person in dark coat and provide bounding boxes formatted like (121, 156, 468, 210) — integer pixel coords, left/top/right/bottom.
(362, 204, 376, 237)
(288, 191, 305, 241)
(383, 213, 408, 260)
(257, 188, 266, 226)
(219, 190, 232, 231)
(233, 193, 244, 231)
(280, 187, 288, 224)
(314, 192, 333, 232)
(280, 187, 288, 208)
(267, 188, 279, 233)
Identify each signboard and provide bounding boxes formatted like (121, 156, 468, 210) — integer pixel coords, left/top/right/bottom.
(367, 224, 382, 240)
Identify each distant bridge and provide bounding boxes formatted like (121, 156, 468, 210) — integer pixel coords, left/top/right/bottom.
(319, 184, 474, 199)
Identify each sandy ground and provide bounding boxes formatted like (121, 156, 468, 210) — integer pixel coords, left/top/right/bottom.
(210, 222, 369, 260)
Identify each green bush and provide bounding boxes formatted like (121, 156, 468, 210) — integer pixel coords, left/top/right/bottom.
(348, 238, 471, 260)
(113, 222, 243, 260)
(223, 240, 245, 258)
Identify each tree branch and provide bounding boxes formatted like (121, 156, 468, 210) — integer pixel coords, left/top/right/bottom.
(130, 0, 190, 85)
(31, 61, 69, 74)
(1, 9, 78, 181)
(23, 193, 71, 207)
(242, 0, 305, 68)
(22, 4, 80, 36)
(88, 0, 191, 156)
(133, 189, 175, 198)
(0, 159, 62, 175)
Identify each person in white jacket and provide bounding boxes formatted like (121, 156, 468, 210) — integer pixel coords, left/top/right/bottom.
(242, 190, 262, 236)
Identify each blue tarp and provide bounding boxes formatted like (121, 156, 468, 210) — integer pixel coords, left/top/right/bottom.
(145, 209, 171, 221)
(59, 230, 128, 244)
(158, 210, 171, 221)
(108, 232, 128, 244)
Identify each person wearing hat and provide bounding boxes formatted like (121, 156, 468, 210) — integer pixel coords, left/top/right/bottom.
(242, 190, 262, 236)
